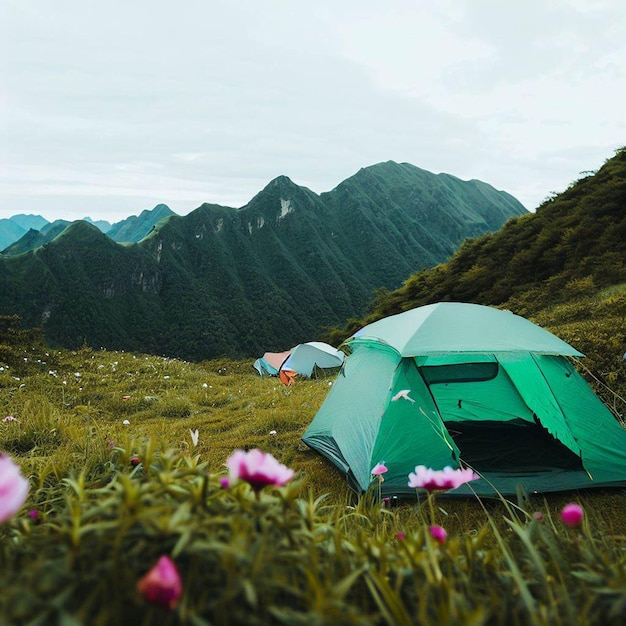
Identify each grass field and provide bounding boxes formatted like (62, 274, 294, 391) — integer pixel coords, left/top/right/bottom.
(2, 339, 626, 624)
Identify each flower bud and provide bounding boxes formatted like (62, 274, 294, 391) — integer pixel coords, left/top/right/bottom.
(561, 503, 584, 527)
(137, 556, 182, 609)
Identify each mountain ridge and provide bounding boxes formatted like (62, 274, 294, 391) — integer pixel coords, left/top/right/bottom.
(0, 161, 526, 360)
(0, 205, 175, 253)
(106, 203, 175, 243)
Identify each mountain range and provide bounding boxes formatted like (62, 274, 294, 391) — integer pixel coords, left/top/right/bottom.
(0, 161, 526, 360)
(0, 214, 103, 251)
(0, 204, 175, 252)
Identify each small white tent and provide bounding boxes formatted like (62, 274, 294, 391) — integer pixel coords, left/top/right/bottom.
(280, 342, 345, 378)
(254, 342, 344, 385)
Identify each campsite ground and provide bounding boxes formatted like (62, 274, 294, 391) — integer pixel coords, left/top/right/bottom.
(3, 344, 626, 535)
(0, 349, 626, 626)
(2, 337, 626, 622)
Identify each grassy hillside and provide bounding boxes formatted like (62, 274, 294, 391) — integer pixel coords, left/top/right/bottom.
(326, 149, 626, 358)
(1, 310, 626, 623)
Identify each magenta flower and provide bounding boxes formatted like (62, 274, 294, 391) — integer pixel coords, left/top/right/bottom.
(533, 511, 544, 523)
(0, 455, 29, 523)
(219, 476, 230, 489)
(226, 448, 295, 492)
(407, 465, 479, 492)
(371, 462, 388, 476)
(137, 555, 183, 609)
(429, 525, 448, 545)
(395, 532, 406, 541)
(561, 502, 584, 527)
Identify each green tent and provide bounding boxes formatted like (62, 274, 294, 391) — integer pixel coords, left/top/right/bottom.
(302, 302, 626, 496)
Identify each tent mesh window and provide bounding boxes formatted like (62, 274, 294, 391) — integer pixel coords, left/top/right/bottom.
(421, 362, 499, 384)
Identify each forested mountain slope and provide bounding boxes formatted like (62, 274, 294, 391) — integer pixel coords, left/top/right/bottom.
(0, 162, 525, 360)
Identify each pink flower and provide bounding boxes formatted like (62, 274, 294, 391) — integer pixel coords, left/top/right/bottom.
(561, 503, 584, 527)
(407, 465, 479, 492)
(533, 511, 544, 523)
(226, 448, 294, 492)
(429, 525, 448, 544)
(395, 532, 406, 541)
(2, 415, 16, 423)
(219, 476, 230, 489)
(137, 555, 182, 609)
(371, 462, 388, 476)
(0, 455, 29, 523)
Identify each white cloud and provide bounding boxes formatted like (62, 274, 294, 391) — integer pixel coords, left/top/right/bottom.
(1, 0, 625, 221)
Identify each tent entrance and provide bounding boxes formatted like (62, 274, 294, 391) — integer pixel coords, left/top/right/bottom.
(311, 363, 343, 380)
(421, 356, 583, 474)
(445, 419, 584, 473)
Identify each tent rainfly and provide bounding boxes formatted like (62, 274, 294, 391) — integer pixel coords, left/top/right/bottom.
(253, 351, 291, 377)
(302, 302, 626, 496)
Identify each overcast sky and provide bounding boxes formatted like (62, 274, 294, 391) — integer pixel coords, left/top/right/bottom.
(1, 0, 624, 223)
